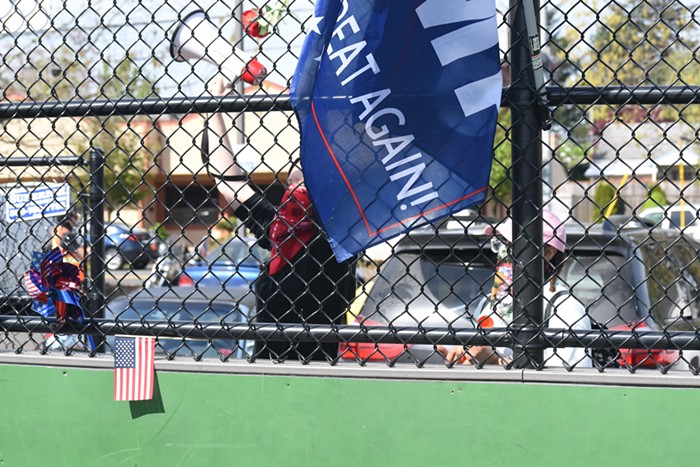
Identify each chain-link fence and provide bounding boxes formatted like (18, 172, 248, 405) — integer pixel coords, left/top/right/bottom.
(1, 0, 699, 372)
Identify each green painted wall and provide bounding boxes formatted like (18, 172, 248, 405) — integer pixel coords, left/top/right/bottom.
(0, 364, 696, 466)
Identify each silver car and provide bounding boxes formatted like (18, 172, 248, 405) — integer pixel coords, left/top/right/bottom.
(340, 219, 689, 369)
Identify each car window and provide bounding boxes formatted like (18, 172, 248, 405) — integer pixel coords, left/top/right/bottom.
(208, 239, 269, 266)
(669, 210, 697, 229)
(640, 239, 700, 330)
(105, 296, 251, 358)
(360, 250, 494, 325)
(108, 299, 248, 322)
(669, 243, 700, 327)
(642, 212, 664, 224)
(560, 253, 638, 327)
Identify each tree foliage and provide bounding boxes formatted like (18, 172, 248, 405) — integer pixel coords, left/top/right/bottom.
(592, 180, 625, 222)
(3, 36, 160, 214)
(581, 0, 700, 122)
(544, 7, 590, 142)
(486, 109, 512, 213)
(642, 183, 668, 211)
(558, 141, 588, 169)
(83, 56, 159, 212)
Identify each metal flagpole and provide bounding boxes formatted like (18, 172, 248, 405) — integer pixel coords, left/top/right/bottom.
(510, 0, 546, 368)
(521, 0, 552, 130)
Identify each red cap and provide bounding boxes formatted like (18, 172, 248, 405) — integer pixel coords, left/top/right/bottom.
(240, 58, 267, 85)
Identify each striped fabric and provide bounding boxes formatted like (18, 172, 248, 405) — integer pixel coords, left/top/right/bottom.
(114, 335, 156, 401)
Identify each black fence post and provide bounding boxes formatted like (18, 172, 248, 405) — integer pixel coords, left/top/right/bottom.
(87, 148, 105, 348)
(509, 0, 545, 368)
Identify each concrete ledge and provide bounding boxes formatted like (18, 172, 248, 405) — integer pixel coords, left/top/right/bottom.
(0, 351, 699, 387)
(520, 367, 700, 388)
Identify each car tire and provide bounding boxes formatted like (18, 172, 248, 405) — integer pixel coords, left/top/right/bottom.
(105, 247, 124, 270)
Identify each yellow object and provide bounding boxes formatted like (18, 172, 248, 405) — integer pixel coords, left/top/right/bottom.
(679, 162, 686, 228)
(346, 278, 375, 324)
(604, 173, 630, 218)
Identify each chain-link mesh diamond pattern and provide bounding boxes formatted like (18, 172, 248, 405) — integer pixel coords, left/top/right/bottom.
(1, 0, 700, 372)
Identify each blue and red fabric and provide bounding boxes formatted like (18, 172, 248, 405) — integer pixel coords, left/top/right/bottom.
(25, 248, 84, 326)
(291, 0, 502, 260)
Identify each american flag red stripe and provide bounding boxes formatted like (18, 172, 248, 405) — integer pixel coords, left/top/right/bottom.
(24, 272, 41, 298)
(114, 336, 156, 401)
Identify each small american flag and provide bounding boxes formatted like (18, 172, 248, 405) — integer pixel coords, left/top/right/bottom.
(24, 272, 42, 298)
(114, 335, 156, 401)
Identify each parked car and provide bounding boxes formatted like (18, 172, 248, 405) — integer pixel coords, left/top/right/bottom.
(104, 222, 167, 270)
(176, 237, 269, 288)
(639, 205, 700, 242)
(104, 286, 255, 359)
(340, 216, 698, 369)
(144, 239, 188, 288)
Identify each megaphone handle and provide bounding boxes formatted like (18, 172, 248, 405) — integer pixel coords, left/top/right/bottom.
(215, 48, 264, 86)
(212, 49, 246, 86)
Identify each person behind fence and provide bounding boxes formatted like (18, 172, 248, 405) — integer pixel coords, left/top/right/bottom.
(204, 74, 357, 363)
(49, 217, 75, 251)
(47, 209, 81, 250)
(59, 230, 86, 279)
(438, 210, 592, 368)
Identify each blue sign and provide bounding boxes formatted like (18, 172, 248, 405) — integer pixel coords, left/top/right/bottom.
(291, 0, 502, 261)
(5, 183, 70, 222)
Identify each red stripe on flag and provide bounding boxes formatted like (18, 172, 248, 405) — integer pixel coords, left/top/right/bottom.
(114, 336, 156, 401)
(24, 273, 40, 298)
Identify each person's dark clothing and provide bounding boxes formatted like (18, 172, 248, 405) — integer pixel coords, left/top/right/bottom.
(234, 190, 356, 362)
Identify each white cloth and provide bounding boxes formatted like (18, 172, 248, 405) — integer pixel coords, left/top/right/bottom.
(476, 281, 592, 367)
(543, 282, 592, 368)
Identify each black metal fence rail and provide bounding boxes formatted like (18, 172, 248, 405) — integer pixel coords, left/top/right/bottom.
(0, 156, 84, 166)
(6, 317, 700, 353)
(3, 86, 700, 119)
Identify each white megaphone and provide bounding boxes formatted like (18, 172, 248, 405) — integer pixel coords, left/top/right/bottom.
(170, 10, 268, 86)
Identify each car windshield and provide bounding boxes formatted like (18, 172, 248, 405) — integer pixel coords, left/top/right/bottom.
(560, 253, 639, 327)
(640, 211, 664, 224)
(638, 237, 700, 330)
(108, 299, 249, 323)
(669, 210, 697, 229)
(641, 209, 698, 230)
(361, 249, 639, 328)
(206, 239, 269, 266)
(105, 295, 251, 358)
(360, 251, 494, 325)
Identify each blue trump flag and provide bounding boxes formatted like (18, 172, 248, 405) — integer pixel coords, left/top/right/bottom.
(291, 0, 502, 261)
